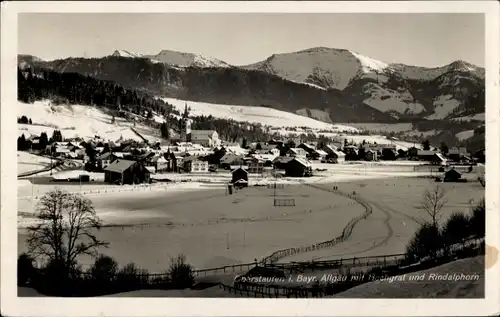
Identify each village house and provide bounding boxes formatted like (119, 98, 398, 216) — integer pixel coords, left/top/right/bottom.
(286, 147, 308, 158)
(269, 148, 280, 157)
(155, 155, 170, 173)
(182, 156, 209, 173)
(285, 157, 313, 177)
(273, 156, 294, 170)
(444, 169, 463, 182)
(365, 149, 378, 161)
(323, 144, 339, 156)
(381, 145, 398, 161)
(342, 145, 359, 160)
(297, 143, 316, 154)
(447, 147, 469, 162)
(231, 167, 249, 187)
(247, 158, 266, 174)
(328, 150, 346, 164)
(96, 152, 118, 169)
(417, 150, 447, 165)
(311, 149, 328, 160)
(220, 153, 245, 168)
(189, 130, 220, 148)
(104, 159, 150, 185)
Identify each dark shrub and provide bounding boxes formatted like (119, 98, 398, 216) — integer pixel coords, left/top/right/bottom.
(442, 212, 471, 246)
(17, 253, 36, 286)
(89, 254, 118, 284)
(39, 258, 81, 295)
(405, 222, 441, 263)
(115, 263, 148, 291)
(168, 254, 195, 289)
(469, 198, 485, 237)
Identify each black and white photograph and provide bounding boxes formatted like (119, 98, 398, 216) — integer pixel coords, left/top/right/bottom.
(1, 1, 499, 316)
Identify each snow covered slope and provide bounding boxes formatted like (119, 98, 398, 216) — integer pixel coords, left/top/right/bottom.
(111, 49, 231, 68)
(145, 50, 230, 68)
(18, 101, 162, 143)
(392, 60, 485, 81)
(163, 97, 359, 133)
(112, 50, 145, 58)
(243, 47, 392, 91)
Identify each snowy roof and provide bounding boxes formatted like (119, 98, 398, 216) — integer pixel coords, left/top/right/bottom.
(435, 153, 447, 162)
(293, 157, 312, 167)
(231, 167, 248, 174)
(104, 159, 138, 173)
(314, 149, 328, 156)
(96, 152, 115, 161)
(332, 150, 346, 157)
(273, 156, 294, 164)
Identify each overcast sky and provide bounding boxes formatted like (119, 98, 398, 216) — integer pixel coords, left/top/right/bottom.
(18, 13, 485, 67)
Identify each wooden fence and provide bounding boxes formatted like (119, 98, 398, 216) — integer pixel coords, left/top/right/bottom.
(273, 198, 296, 207)
(260, 184, 373, 265)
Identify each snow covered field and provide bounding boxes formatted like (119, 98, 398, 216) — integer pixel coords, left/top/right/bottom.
(18, 101, 161, 143)
(17, 163, 484, 274)
(17, 151, 53, 174)
(277, 177, 484, 263)
(163, 97, 359, 133)
(18, 184, 365, 271)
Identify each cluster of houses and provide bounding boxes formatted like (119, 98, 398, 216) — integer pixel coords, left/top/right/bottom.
(22, 126, 484, 186)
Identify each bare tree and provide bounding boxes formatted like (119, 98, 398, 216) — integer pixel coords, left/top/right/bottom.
(27, 189, 108, 269)
(418, 185, 448, 228)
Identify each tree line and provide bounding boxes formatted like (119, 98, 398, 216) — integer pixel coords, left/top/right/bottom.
(18, 189, 196, 296)
(18, 66, 178, 119)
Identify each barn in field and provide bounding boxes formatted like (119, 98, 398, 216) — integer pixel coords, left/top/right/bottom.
(231, 167, 248, 187)
(104, 159, 150, 185)
(444, 169, 463, 182)
(285, 157, 313, 177)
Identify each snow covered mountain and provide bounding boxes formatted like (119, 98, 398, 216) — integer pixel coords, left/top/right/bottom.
(18, 47, 484, 124)
(112, 50, 146, 59)
(145, 50, 231, 68)
(243, 47, 484, 119)
(242, 47, 393, 91)
(112, 49, 230, 68)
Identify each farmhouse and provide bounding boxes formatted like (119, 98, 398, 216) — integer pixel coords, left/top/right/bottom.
(96, 152, 118, 169)
(448, 147, 469, 162)
(286, 148, 308, 158)
(248, 159, 265, 174)
(324, 144, 339, 155)
(313, 149, 328, 160)
(298, 143, 315, 154)
(189, 130, 220, 148)
(273, 156, 294, 170)
(183, 156, 209, 173)
(365, 149, 378, 161)
(328, 150, 346, 164)
(417, 150, 438, 161)
(444, 169, 462, 182)
(285, 157, 313, 177)
(231, 167, 249, 187)
(104, 159, 150, 185)
(381, 145, 397, 161)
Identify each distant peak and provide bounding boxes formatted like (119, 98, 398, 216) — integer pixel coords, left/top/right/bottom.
(297, 47, 349, 54)
(447, 60, 476, 71)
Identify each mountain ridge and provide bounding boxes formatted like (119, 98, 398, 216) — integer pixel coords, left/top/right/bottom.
(17, 47, 484, 124)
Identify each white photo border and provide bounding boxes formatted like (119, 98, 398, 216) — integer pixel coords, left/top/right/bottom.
(1, 1, 499, 316)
